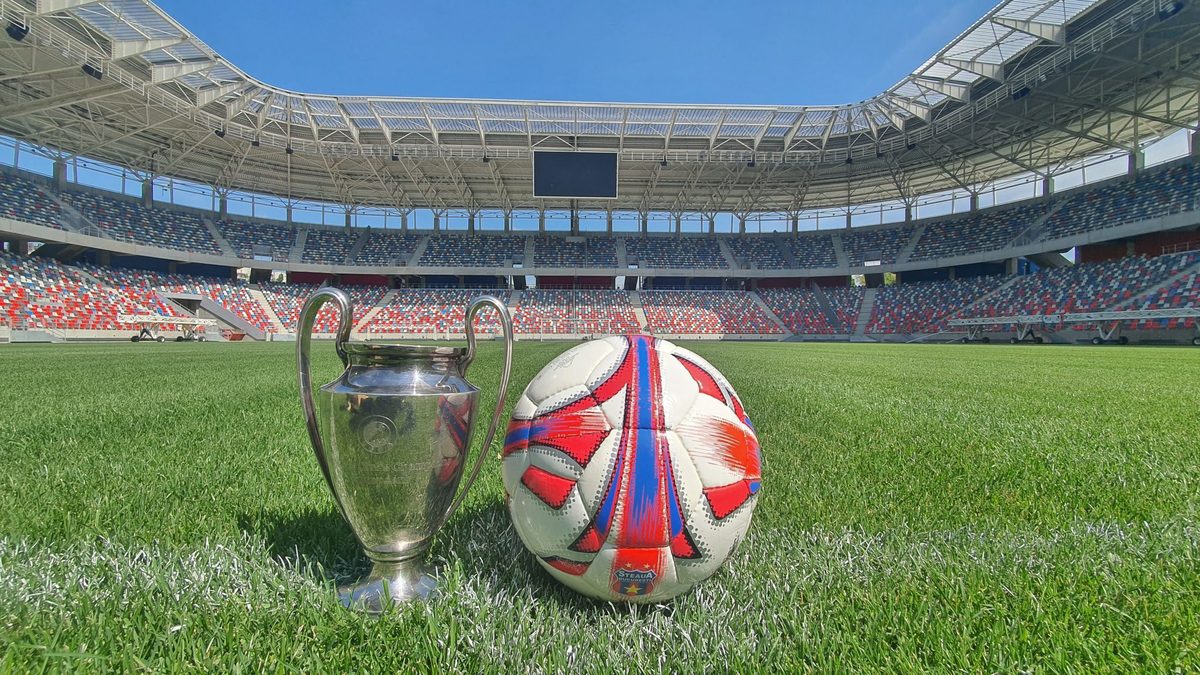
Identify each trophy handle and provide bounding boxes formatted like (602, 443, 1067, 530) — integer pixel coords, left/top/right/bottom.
(296, 287, 354, 519)
(440, 295, 514, 527)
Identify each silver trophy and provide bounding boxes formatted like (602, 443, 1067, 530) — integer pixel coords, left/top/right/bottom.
(297, 288, 513, 613)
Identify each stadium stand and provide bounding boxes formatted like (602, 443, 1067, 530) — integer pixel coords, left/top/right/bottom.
(514, 289, 639, 334)
(0, 173, 63, 230)
(910, 204, 1045, 261)
(355, 230, 421, 266)
(60, 191, 223, 255)
(758, 288, 838, 334)
(1041, 162, 1200, 241)
(216, 219, 296, 262)
(726, 237, 789, 269)
(364, 289, 506, 334)
(262, 282, 387, 333)
(302, 228, 357, 265)
(784, 234, 839, 269)
(640, 291, 782, 335)
(532, 236, 619, 268)
(824, 287, 865, 333)
(82, 264, 277, 335)
(1132, 270, 1200, 329)
(626, 237, 728, 269)
(0, 252, 187, 331)
(964, 253, 1198, 319)
(841, 226, 913, 266)
(867, 276, 1007, 334)
(418, 235, 526, 267)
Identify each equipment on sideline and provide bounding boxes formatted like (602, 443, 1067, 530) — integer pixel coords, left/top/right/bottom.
(503, 335, 762, 602)
(296, 287, 514, 614)
(121, 314, 216, 342)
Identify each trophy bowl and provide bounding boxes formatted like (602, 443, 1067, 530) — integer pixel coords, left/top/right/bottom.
(297, 288, 513, 614)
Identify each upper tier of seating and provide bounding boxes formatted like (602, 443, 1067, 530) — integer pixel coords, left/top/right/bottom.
(0, 173, 62, 230)
(910, 204, 1045, 261)
(1042, 163, 1200, 240)
(418, 235, 526, 267)
(363, 289, 507, 334)
(514, 289, 639, 334)
(626, 237, 728, 269)
(784, 234, 839, 268)
(841, 226, 914, 266)
(532, 237, 618, 268)
(3, 164, 1198, 274)
(963, 253, 1199, 319)
(355, 230, 421, 266)
(867, 276, 1007, 334)
(302, 228, 357, 265)
(61, 190, 222, 255)
(726, 237, 789, 269)
(641, 291, 782, 335)
(216, 219, 295, 262)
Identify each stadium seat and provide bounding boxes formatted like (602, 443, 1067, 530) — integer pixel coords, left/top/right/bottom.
(640, 291, 782, 335)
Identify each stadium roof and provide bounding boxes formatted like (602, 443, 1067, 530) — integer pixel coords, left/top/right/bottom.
(0, 0, 1198, 215)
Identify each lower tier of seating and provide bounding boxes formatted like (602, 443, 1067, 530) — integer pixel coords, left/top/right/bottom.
(1, 252, 1195, 338)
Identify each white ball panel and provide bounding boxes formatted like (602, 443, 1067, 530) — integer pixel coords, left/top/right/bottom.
(532, 384, 594, 417)
(501, 452, 529, 496)
(508, 485, 590, 556)
(510, 393, 538, 421)
(654, 342, 700, 430)
(583, 336, 630, 391)
(574, 430, 620, 513)
(524, 339, 615, 405)
(674, 395, 748, 487)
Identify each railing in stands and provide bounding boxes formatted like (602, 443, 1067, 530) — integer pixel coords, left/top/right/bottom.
(1163, 241, 1200, 255)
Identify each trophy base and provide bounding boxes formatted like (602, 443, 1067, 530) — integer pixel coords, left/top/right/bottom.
(337, 560, 438, 614)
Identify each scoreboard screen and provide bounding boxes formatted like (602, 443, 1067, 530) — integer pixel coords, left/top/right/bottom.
(533, 151, 618, 199)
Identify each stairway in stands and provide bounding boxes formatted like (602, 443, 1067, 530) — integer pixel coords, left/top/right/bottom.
(628, 291, 649, 332)
(1112, 253, 1200, 310)
(248, 287, 286, 333)
(851, 288, 877, 341)
(289, 228, 308, 263)
(201, 218, 236, 256)
(354, 289, 396, 332)
(894, 224, 926, 265)
(749, 291, 791, 336)
(809, 285, 845, 334)
(346, 229, 370, 265)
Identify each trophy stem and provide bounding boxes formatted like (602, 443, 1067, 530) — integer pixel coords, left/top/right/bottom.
(338, 558, 439, 615)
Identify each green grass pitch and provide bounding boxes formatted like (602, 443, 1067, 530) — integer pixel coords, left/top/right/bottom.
(1, 340, 1198, 671)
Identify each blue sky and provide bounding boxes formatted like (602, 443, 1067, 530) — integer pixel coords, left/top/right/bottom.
(156, 0, 996, 105)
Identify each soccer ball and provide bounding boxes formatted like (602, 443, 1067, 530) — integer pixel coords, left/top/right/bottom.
(502, 335, 761, 602)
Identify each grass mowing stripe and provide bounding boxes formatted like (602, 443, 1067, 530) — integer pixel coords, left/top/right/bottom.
(0, 341, 1197, 670)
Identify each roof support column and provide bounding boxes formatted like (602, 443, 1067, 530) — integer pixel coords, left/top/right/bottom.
(605, 209, 613, 234)
(286, 204, 293, 224)
(142, 178, 153, 207)
(433, 211, 442, 231)
(1041, 175, 1054, 197)
(844, 211, 852, 229)
(571, 206, 580, 234)
(674, 214, 682, 234)
(53, 159, 67, 191)
(538, 209, 546, 233)
(344, 210, 353, 229)
(503, 211, 512, 232)
(738, 216, 747, 234)
(790, 215, 799, 234)
(904, 204, 913, 222)
(708, 216, 716, 234)
(1191, 130, 1200, 157)
(639, 212, 648, 234)
(969, 192, 980, 212)
(468, 211, 477, 233)
(218, 195, 228, 219)
(1128, 150, 1144, 177)
(401, 211, 409, 232)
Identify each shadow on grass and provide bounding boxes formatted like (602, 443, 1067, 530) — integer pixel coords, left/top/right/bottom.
(240, 501, 674, 617)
